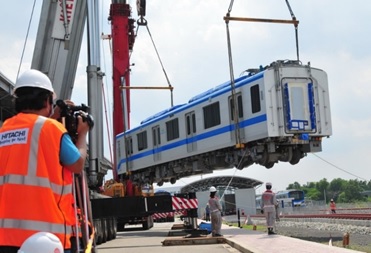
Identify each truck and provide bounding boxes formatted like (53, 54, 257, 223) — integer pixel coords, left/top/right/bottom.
(30, 0, 174, 248)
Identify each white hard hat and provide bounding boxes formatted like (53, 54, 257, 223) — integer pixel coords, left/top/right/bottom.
(14, 69, 56, 98)
(209, 186, 217, 192)
(17, 232, 63, 253)
(266, 182, 272, 186)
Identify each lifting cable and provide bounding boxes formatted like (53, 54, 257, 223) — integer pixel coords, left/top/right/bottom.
(224, 0, 300, 61)
(222, 0, 245, 202)
(312, 154, 368, 181)
(134, 17, 174, 107)
(101, 81, 114, 167)
(99, 0, 114, 172)
(17, 0, 37, 80)
(224, 0, 300, 151)
(284, 0, 300, 61)
(225, 0, 244, 150)
(223, 0, 300, 199)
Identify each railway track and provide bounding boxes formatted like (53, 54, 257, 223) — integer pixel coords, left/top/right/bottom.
(250, 213, 371, 220)
(279, 213, 371, 220)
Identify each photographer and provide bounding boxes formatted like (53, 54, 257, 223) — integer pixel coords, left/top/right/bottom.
(0, 69, 90, 253)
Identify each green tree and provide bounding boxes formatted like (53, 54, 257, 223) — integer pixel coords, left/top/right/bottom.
(304, 187, 322, 201)
(328, 178, 346, 201)
(343, 180, 365, 202)
(337, 192, 346, 202)
(286, 178, 371, 203)
(305, 182, 316, 188)
(287, 181, 301, 190)
(316, 178, 329, 201)
(366, 180, 371, 190)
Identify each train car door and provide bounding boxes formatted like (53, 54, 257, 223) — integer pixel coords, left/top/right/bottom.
(228, 93, 245, 142)
(152, 125, 161, 161)
(123, 136, 133, 172)
(281, 79, 316, 134)
(185, 111, 197, 152)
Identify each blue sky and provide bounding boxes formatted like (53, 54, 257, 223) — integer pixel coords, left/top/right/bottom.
(1, 0, 370, 192)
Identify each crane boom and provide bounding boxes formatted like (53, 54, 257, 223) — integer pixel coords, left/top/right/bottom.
(28, 0, 175, 248)
(31, 0, 87, 100)
(32, 0, 110, 188)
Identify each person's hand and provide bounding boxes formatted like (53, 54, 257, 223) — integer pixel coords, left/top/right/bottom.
(76, 111, 90, 135)
(50, 100, 75, 120)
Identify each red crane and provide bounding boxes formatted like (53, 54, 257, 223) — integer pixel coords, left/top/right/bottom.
(109, 1, 137, 181)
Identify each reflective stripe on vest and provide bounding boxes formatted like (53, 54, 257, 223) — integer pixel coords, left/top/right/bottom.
(0, 175, 72, 195)
(0, 219, 71, 234)
(28, 116, 44, 176)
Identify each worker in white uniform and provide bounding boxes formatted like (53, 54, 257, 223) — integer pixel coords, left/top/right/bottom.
(260, 182, 277, 235)
(208, 186, 223, 237)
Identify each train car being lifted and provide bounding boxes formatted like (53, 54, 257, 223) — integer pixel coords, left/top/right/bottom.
(116, 60, 332, 186)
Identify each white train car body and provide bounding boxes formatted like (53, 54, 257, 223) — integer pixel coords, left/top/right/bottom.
(116, 60, 332, 185)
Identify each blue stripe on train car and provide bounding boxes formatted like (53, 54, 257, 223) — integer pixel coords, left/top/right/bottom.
(117, 113, 267, 169)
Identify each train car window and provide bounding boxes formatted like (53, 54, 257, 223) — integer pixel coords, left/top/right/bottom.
(152, 128, 156, 145)
(157, 127, 161, 144)
(229, 94, 244, 120)
(125, 137, 133, 155)
(238, 96, 243, 117)
(250, 84, 261, 113)
(166, 118, 179, 141)
(186, 112, 197, 135)
(192, 113, 196, 133)
(186, 115, 191, 135)
(203, 102, 221, 129)
(152, 125, 161, 146)
(137, 131, 148, 151)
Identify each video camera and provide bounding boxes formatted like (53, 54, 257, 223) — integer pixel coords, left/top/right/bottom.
(55, 99, 94, 142)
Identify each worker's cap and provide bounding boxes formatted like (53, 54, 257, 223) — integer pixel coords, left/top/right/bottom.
(209, 186, 217, 192)
(14, 69, 56, 99)
(330, 199, 334, 202)
(266, 182, 272, 186)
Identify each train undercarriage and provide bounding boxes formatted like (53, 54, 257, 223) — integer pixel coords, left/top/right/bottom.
(128, 136, 322, 186)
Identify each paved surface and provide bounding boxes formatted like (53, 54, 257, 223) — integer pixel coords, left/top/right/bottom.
(95, 222, 240, 253)
(96, 219, 365, 253)
(221, 224, 364, 253)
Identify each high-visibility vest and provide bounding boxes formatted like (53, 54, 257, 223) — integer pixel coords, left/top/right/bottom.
(0, 113, 75, 249)
(330, 202, 336, 210)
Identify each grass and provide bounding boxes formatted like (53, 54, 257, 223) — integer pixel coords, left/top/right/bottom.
(224, 221, 266, 232)
(327, 240, 371, 253)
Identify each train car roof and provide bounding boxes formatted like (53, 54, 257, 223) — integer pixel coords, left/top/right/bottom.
(140, 103, 186, 124)
(118, 71, 264, 137)
(188, 75, 250, 103)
